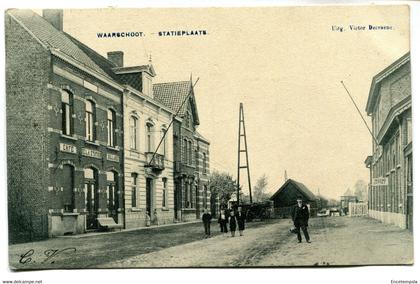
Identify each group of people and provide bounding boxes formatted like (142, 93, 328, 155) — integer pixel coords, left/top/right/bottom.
(201, 206, 247, 238)
(202, 196, 311, 243)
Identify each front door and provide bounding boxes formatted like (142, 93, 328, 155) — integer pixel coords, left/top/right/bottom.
(85, 181, 98, 230)
(406, 154, 413, 231)
(146, 178, 153, 216)
(107, 172, 118, 223)
(174, 182, 179, 220)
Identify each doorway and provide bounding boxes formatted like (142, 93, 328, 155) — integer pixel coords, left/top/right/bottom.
(107, 171, 119, 223)
(84, 168, 98, 230)
(146, 178, 153, 216)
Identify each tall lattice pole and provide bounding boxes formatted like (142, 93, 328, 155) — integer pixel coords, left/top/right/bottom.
(237, 103, 253, 205)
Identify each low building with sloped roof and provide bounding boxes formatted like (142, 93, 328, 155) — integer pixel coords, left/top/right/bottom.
(270, 179, 318, 218)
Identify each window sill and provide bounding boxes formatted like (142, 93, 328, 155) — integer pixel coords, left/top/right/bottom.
(161, 208, 170, 211)
(62, 212, 80, 216)
(131, 208, 143, 212)
(61, 134, 78, 141)
(85, 140, 100, 147)
(107, 146, 120, 151)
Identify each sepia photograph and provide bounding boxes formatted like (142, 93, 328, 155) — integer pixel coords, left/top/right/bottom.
(3, 3, 416, 272)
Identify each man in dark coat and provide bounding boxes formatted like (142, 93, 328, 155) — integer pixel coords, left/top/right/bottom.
(202, 209, 212, 238)
(291, 196, 311, 243)
(236, 206, 246, 236)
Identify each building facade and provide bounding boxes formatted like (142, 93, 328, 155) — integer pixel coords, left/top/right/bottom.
(153, 82, 211, 221)
(365, 52, 412, 230)
(6, 10, 125, 242)
(6, 9, 212, 243)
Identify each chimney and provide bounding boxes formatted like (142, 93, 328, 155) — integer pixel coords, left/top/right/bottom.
(107, 51, 124, 67)
(42, 9, 63, 31)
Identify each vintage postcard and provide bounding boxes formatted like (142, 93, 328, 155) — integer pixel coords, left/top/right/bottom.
(5, 5, 413, 269)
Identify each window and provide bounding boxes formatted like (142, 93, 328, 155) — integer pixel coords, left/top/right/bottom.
(183, 139, 188, 163)
(161, 128, 167, 157)
(162, 178, 167, 208)
(129, 116, 138, 150)
(131, 173, 138, 208)
(203, 153, 207, 173)
(407, 118, 412, 144)
(61, 90, 73, 136)
(146, 123, 154, 152)
(62, 164, 75, 213)
(188, 141, 192, 165)
(107, 109, 116, 147)
(142, 74, 153, 96)
(85, 100, 95, 141)
(106, 171, 117, 212)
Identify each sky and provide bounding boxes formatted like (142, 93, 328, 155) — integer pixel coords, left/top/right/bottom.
(60, 6, 409, 199)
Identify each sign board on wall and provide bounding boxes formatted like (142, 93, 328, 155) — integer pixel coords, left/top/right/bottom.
(372, 177, 388, 186)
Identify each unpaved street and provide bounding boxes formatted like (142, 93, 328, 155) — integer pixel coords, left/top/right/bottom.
(99, 216, 413, 268)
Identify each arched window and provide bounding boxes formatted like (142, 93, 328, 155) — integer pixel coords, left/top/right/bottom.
(131, 173, 138, 208)
(146, 123, 154, 152)
(85, 100, 96, 141)
(62, 164, 75, 212)
(61, 90, 73, 136)
(203, 185, 208, 209)
(107, 109, 116, 147)
(129, 116, 138, 150)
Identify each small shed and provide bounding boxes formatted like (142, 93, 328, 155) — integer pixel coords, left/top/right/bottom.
(270, 179, 318, 218)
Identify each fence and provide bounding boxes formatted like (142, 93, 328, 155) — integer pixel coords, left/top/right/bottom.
(348, 202, 368, 217)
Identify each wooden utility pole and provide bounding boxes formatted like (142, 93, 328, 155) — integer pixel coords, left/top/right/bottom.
(237, 103, 253, 205)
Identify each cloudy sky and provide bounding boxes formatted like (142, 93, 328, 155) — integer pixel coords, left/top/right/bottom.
(61, 6, 409, 199)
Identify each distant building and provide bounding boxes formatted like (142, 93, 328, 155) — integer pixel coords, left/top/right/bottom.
(340, 196, 358, 215)
(364, 52, 412, 230)
(270, 179, 318, 218)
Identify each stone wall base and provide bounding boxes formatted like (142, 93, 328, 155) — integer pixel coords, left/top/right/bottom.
(369, 209, 406, 229)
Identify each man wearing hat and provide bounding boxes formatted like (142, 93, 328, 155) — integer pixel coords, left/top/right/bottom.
(291, 196, 311, 243)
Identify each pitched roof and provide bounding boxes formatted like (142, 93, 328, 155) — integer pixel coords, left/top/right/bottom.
(153, 81, 191, 113)
(153, 81, 200, 124)
(365, 52, 410, 115)
(7, 9, 110, 78)
(270, 179, 317, 201)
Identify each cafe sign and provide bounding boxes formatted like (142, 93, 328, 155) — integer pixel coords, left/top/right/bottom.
(372, 177, 388, 186)
(107, 153, 120, 162)
(81, 148, 102, 159)
(59, 143, 77, 154)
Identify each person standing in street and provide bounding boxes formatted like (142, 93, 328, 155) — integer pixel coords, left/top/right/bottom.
(236, 206, 246, 236)
(291, 196, 311, 243)
(218, 209, 228, 236)
(202, 209, 212, 238)
(228, 210, 237, 237)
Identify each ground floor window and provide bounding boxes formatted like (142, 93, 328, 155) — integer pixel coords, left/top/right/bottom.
(62, 164, 75, 213)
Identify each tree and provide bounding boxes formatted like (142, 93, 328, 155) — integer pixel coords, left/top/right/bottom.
(209, 171, 238, 208)
(253, 174, 270, 202)
(353, 179, 368, 201)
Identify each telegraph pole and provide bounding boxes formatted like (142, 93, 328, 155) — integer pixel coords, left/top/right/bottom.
(237, 103, 253, 205)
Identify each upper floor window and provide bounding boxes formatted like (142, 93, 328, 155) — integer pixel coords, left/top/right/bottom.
(129, 116, 138, 150)
(107, 109, 116, 147)
(188, 141, 193, 165)
(85, 100, 96, 141)
(61, 90, 73, 136)
(146, 123, 154, 152)
(183, 139, 188, 163)
(407, 118, 412, 144)
(161, 128, 167, 157)
(203, 152, 207, 173)
(142, 74, 153, 96)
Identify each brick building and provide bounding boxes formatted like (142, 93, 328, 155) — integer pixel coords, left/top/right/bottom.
(364, 52, 412, 230)
(6, 9, 212, 242)
(6, 10, 124, 242)
(154, 82, 211, 221)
